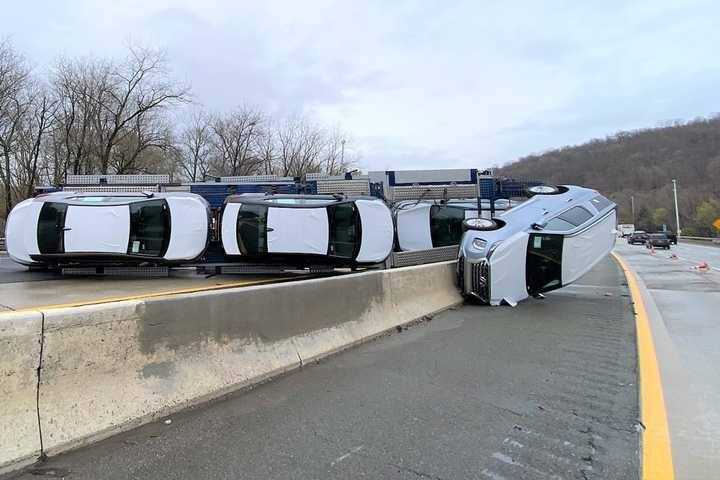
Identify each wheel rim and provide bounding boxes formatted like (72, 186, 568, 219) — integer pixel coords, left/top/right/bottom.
(528, 185, 557, 194)
(465, 218, 495, 229)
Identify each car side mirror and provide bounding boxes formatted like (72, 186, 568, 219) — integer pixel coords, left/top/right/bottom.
(531, 222, 546, 230)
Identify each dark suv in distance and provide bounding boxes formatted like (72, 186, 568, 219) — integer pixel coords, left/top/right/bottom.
(645, 233, 671, 249)
(627, 231, 649, 245)
(663, 232, 677, 244)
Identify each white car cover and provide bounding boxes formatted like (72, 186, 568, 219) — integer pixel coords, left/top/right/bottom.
(356, 199, 394, 263)
(64, 205, 130, 253)
(5, 198, 42, 264)
(561, 211, 617, 285)
(267, 207, 329, 254)
(488, 231, 530, 306)
(165, 196, 209, 260)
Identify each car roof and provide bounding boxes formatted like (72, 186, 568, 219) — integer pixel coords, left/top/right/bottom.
(224, 193, 379, 207)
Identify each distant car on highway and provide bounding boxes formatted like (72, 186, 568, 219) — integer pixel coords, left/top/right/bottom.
(394, 199, 519, 251)
(645, 233, 671, 250)
(5, 191, 210, 266)
(220, 194, 394, 266)
(627, 231, 649, 245)
(663, 231, 678, 245)
(457, 185, 617, 306)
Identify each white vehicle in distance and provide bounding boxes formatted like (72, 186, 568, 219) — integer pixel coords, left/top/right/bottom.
(221, 194, 394, 266)
(5, 191, 210, 266)
(458, 185, 617, 306)
(395, 198, 520, 251)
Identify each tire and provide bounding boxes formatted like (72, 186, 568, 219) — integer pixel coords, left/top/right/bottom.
(463, 218, 499, 231)
(527, 184, 561, 196)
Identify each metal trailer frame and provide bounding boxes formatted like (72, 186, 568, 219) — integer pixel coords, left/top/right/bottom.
(26, 171, 544, 275)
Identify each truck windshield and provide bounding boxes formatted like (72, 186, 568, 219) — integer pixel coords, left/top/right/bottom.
(526, 233, 564, 294)
(430, 205, 466, 247)
(128, 200, 170, 256)
(327, 203, 358, 258)
(37, 202, 68, 254)
(236, 204, 268, 255)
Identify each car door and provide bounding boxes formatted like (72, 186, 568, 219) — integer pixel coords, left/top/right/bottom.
(266, 206, 329, 254)
(63, 204, 130, 253)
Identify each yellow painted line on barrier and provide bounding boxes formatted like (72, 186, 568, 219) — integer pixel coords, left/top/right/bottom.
(6, 276, 303, 314)
(611, 251, 674, 480)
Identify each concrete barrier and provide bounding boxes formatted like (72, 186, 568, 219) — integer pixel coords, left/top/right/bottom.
(0, 261, 461, 471)
(0, 311, 43, 470)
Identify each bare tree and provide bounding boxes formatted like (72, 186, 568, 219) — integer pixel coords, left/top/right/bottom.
(176, 109, 212, 181)
(210, 107, 263, 176)
(0, 39, 30, 215)
(14, 83, 57, 198)
(94, 45, 189, 174)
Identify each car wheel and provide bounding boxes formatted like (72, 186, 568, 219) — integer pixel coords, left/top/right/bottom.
(463, 218, 499, 231)
(527, 184, 562, 196)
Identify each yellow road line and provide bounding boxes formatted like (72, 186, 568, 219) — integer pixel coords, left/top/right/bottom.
(612, 251, 674, 480)
(6, 276, 299, 314)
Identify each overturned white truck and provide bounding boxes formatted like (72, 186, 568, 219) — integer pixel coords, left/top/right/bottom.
(457, 185, 617, 306)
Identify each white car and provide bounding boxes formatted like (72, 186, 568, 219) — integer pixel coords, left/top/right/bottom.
(5, 191, 210, 266)
(221, 194, 394, 266)
(394, 199, 520, 251)
(458, 185, 617, 306)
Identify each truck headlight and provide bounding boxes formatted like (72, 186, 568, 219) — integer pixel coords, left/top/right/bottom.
(472, 238, 487, 251)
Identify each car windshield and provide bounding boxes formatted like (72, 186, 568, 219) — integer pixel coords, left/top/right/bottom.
(430, 205, 466, 247)
(37, 202, 68, 254)
(544, 206, 594, 231)
(128, 200, 170, 256)
(327, 203, 357, 258)
(236, 204, 268, 255)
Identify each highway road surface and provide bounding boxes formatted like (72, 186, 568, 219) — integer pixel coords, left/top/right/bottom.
(5, 256, 640, 480)
(615, 240, 720, 479)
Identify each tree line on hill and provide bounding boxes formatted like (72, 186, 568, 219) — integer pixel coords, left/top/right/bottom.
(0, 39, 353, 218)
(498, 117, 720, 236)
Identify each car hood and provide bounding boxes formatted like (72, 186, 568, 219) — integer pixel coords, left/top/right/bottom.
(165, 196, 209, 261)
(5, 199, 43, 265)
(356, 200, 394, 263)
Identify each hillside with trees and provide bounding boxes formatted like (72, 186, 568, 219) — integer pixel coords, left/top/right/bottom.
(498, 117, 720, 236)
(0, 39, 353, 221)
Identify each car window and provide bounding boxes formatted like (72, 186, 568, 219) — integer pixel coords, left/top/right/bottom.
(430, 205, 466, 247)
(590, 195, 613, 211)
(328, 203, 357, 258)
(526, 234, 563, 294)
(236, 204, 268, 255)
(37, 202, 67, 254)
(128, 200, 170, 256)
(544, 206, 593, 231)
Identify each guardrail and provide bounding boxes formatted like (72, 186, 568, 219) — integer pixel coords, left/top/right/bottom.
(0, 237, 5, 252)
(679, 235, 720, 244)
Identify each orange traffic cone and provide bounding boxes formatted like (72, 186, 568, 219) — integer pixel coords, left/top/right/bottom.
(691, 262, 710, 272)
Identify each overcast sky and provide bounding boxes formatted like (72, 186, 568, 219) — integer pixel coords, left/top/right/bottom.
(4, 0, 720, 171)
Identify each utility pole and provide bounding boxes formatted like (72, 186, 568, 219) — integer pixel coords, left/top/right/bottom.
(341, 139, 346, 164)
(672, 179, 681, 235)
(631, 195, 635, 224)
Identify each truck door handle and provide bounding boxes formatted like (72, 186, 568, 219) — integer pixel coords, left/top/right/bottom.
(266, 227, 274, 232)
(63, 227, 72, 231)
